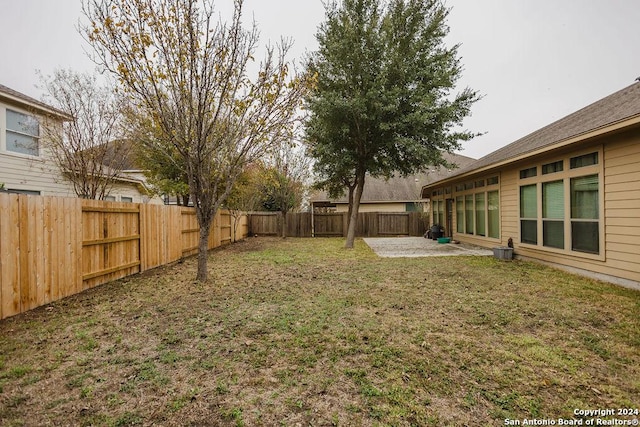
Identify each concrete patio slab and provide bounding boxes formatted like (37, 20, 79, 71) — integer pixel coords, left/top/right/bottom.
(363, 237, 494, 258)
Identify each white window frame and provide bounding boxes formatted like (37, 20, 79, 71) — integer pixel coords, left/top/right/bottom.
(4, 107, 40, 157)
(517, 146, 604, 261)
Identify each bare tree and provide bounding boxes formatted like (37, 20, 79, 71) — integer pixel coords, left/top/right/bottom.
(82, 0, 310, 281)
(39, 69, 130, 199)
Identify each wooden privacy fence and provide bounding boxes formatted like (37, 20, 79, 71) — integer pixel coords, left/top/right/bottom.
(0, 193, 249, 320)
(249, 211, 427, 238)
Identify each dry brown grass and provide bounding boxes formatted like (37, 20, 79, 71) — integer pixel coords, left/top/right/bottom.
(0, 237, 639, 426)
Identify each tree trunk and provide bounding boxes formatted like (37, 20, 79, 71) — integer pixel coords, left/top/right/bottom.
(196, 222, 211, 282)
(281, 211, 287, 238)
(346, 185, 354, 231)
(345, 174, 365, 249)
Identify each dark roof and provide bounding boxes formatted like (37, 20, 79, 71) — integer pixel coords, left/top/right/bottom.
(0, 84, 71, 119)
(432, 82, 640, 183)
(310, 151, 476, 203)
(101, 139, 140, 171)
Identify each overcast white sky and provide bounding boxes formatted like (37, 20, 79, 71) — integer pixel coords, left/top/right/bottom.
(1, 0, 639, 159)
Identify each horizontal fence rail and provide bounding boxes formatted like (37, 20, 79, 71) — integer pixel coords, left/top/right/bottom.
(249, 211, 427, 238)
(0, 193, 249, 320)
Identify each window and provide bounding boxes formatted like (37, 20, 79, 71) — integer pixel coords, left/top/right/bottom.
(518, 156, 601, 255)
(542, 180, 564, 249)
(7, 189, 40, 196)
(542, 160, 563, 175)
(465, 194, 474, 234)
(121, 196, 133, 203)
(570, 152, 598, 169)
(406, 202, 421, 212)
(456, 197, 464, 233)
(451, 176, 500, 240)
(517, 151, 601, 255)
(104, 196, 116, 202)
(487, 191, 500, 239)
(432, 200, 442, 225)
(475, 193, 485, 236)
(6, 109, 39, 156)
(520, 184, 537, 244)
(432, 200, 444, 225)
(520, 167, 537, 179)
(571, 175, 599, 254)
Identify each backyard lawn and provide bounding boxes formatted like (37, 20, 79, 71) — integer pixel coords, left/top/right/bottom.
(0, 237, 638, 426)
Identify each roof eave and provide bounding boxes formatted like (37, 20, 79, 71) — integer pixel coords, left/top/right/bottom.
(421, 113, 640, 197)
(0, 91, 72, 121)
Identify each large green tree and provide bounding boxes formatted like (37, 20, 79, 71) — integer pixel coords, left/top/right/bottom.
(305, 0, 479, 248)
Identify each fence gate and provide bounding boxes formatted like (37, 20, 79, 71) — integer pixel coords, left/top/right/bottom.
(250, 212, 280, 236)
(378, 213, 410, 236)
(313, 213, 345, 236)
(81, 201, 141, 290)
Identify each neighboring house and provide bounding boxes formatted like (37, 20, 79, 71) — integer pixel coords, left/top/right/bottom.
(310, 152, 475, 213)
(103, 176, 161, 204)
(99, 139, 164, 204)
(421, 82, 640, 289)
(0, 83, 160, 203)
(0, 83, 75, 196)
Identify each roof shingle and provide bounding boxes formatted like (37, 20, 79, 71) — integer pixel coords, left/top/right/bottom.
(311, 152, 475, 203)
(443, 82, 640, 180)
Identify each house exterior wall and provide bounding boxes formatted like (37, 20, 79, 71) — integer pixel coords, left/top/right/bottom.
(104, 182, 158, 204)
(1, 96, 163, 203)
(0, 100, 75, 197)
(427, 129, 640, 287)
(109, 171, 164, 205)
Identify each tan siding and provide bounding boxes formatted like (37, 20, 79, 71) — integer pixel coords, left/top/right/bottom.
(607, 217, 639, 227)
(605, 162, 640, 176)
(604, 152, 640, 167)
(606, 190, 640, 201)
(604, 138, 640, 282)
(605, 171, 640, 185)
(606, 232, 640, 245)
(606, 181, 640, 193)
(607, 225, 640, 237)
(499, 169, 519, 246)
(607, 208, 640, 218)
(603, 135, 640, 161)
(606, 245, 640, 262)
